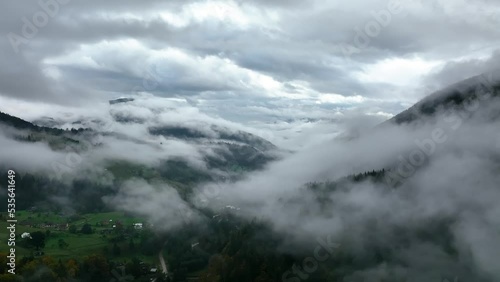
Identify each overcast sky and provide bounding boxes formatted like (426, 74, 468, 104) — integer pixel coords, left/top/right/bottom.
(1, 0, 500, 129)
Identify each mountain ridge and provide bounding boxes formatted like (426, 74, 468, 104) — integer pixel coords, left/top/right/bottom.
(389, 71, 500, 125)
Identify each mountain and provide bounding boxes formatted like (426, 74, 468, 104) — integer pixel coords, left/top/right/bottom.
(268, 74, 500, 282)
(0, 105, 279, 215)
(149, 125, 276, 151)
(0, 111, 63, 133)
(0, 105, 278, 183)
(2, 74, 500, 282)
(389, 71, 500, 125)
(109, 97, 135, 105)
(0, 111, 92, 151)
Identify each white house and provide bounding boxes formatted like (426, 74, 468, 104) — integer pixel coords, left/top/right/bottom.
(21, 232, 31, 239)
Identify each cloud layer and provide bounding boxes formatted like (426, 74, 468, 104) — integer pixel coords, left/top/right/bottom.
(2, 0, 500, 127)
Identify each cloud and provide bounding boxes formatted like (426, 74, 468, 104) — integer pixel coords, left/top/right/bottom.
(0, 95, 286, 183)
(424, 50, 500, 91)
(103, 179, 202, 231)
(189, 93, 500, 279)
(0, 125, 67, 172)
(2, 0, 499, 123)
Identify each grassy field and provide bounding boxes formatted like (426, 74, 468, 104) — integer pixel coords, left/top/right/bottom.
(0, 210, 156, 263)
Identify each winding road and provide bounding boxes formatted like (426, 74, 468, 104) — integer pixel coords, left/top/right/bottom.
(152, 243, 168, 282)
(158, 247, 168, 276)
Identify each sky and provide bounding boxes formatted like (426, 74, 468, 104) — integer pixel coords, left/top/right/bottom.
(1, 0, 500, 139)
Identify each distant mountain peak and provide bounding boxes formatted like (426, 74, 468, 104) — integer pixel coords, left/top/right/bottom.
(109, 97, 135, 105)
(389, 71, 500, 125)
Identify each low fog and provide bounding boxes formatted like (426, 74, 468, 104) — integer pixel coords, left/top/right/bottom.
(184, 92, 500, 280)
(1, 78, 500, 280)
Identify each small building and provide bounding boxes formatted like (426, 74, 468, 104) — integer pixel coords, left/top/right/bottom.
(43, 222, 57, 229)
(21, 232, 31, 239)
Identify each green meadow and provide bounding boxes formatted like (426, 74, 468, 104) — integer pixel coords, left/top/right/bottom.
(0, 210, 156, 263)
